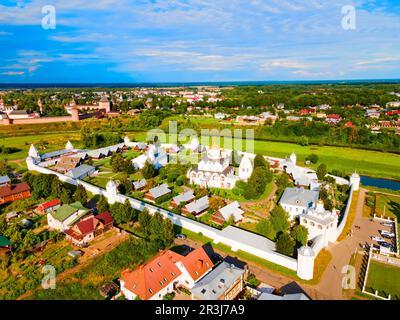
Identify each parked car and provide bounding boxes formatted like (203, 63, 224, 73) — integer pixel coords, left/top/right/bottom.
(380, 246, 393, 255)
(175, 234, 187, 240)
(381, 222, 394, 227)
(380, 242, 392, 249)
(371, 236, 385, 243)
(380, 230, 395, 239)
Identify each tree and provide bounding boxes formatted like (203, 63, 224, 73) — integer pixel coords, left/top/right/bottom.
(0, 159, 11, 176)
(161, 218, 175, 248)
(269, 206, 290, 235)
(142, 161, 156, 179)
(97, 195, 110, 213)
(139, 209, 152, 240)
(227, 214, 235, 225)
(209, 197, 225, 210)
(306, 154, 319, 164)
(60, 188, 72, 204)
(298, 136, 309, 146)
(276, 174, 290, 189)
(243, 166, 272, 200)
(110, 201, 136, 225)
(149, 212, 164, 243)
(253, 154, 269, 169)
(316, 163, 327, 180)
(256, 219, 276, 240)
(117, 174, 133, 195)
(51, 178, 65, 198)
(74, 185, 88, 205)
(276, 233, 295, 257)
(291, 225, 309, 247)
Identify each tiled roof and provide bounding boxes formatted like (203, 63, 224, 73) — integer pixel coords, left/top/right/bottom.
(133, 179, 147, 190)
(0, 175, 10, 184)
(37, 199, 61, 211)
(66, 164, 95, 179)
(0, 182, 30, 198)
(148, 183, 171, 198)
(279, 187, 319, 208)
(191, 261, 245, 300)
(218, 201, 244, 222)
(180, 247, 214, 282)
(173, 190, 195, 205)
(184, 196, 209, 214)
(0, 236, 12, 247)
(51, 202, 89, 222)
(41, 149, 71, 160)
(121, 250, 183, 300)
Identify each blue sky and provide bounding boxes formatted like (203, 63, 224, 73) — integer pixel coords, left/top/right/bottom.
(0, 0, 399, 83)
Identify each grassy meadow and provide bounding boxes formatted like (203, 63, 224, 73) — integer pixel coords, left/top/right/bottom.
(366, 261, 400, 299)
(1, 125, 400, 181)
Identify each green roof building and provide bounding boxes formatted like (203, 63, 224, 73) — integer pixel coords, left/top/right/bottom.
(0, 236, 12, 247)
(48, 202, 91, 231)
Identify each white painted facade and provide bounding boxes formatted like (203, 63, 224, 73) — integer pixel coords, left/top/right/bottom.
(188, 148, 253, 189)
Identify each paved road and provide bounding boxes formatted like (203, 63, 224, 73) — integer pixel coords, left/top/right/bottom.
(313, 188, 383, 299)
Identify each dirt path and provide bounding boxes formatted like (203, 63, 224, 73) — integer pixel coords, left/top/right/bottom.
(17, 230, 129, 300)
(312, 188, 383, 300)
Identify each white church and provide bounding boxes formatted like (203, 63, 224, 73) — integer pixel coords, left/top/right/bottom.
(187, 147, 254, 189)
(131, 142, 169, 170)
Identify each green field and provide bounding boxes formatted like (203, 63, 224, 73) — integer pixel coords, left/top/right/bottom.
(366, 261, 400, 299)
(3, 128, 400, 181)
(375, 193, 400, 220)
(0, 133, 81, 162)
(129, 132, 400, 180)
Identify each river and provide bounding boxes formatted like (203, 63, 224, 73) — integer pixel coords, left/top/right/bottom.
(361, 176, 400, 191)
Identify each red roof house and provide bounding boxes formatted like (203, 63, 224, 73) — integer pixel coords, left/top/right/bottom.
(326, 114, 342, 125)
(36, 199, 61, 214)
(64, 211, 113, 247)
(120, 247, 214, 300)
(0, 182, 31, 205)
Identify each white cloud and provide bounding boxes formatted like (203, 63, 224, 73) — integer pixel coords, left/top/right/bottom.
(2, 71, 25, 75)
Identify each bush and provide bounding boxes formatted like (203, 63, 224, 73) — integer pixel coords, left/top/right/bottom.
(276, 233, 296, 257)
(306, 154, 318, 164)
(163, 292, 176, 300)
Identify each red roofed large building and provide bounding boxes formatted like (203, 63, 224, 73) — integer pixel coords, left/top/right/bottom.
(64, 211, 113, 247)
(0, 182, 31, 205)
(120, 246, 214, 300)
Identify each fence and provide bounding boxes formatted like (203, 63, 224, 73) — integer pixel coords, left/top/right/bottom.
(361, 247, 393, 300)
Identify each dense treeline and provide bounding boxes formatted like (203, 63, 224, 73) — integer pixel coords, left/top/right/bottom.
(219, 83, 400, 109)
(80, 127, 122, 148)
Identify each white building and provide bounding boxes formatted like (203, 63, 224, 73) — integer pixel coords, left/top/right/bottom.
(300, 200, 338, 248)
(120, 247, 214, 300)
(278, 187, 320, 220)
(132, 143, 169, 170)
(187, 148, 253, 189)
(47, 202, 91, 232)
